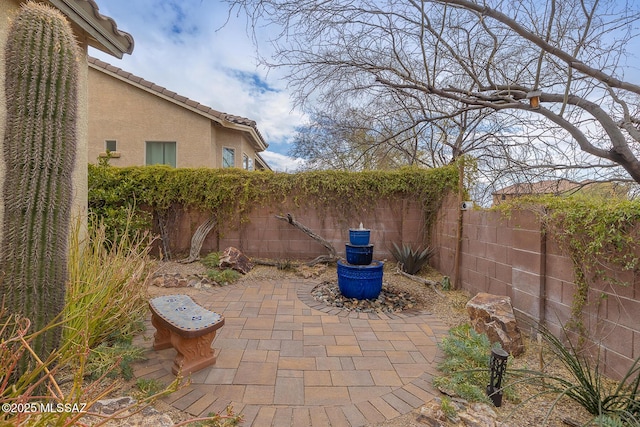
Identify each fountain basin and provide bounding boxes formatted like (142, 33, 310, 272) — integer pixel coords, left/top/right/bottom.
(345, 243, 374, 265)
(337, 260, 384, 300)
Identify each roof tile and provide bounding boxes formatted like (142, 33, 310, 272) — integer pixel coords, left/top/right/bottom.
(87, 56, 268, 150)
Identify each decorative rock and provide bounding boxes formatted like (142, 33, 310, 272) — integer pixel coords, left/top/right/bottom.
(151, 273, 216, 288)
(466, 293, 524, 356)
(418, 399, 511, 427)
(311, 281, 418, 313)
(417, 400, 447, 426)
(88, 396, 136, 415)
(85, 397, 174, 426)
(219, 246, 254, 274)
(151, 273, 188, 288)
(459, 403, 499, 427)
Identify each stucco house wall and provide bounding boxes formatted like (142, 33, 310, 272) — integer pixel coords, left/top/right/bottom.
(0, 0, 133, 243)
(88, 66, 214, 167)
(88, 58, 270, 170)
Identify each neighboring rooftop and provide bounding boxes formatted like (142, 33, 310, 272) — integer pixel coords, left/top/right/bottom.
(493, 179, 583, 197)
(88, 56, 269, 153)
(49, 0, 134, 58)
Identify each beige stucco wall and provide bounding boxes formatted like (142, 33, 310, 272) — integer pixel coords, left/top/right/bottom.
(214, 126, 261, 169)
(88, 66, 265, 169)
(0, 0, 88, 241)
(88, 68, 212, 167)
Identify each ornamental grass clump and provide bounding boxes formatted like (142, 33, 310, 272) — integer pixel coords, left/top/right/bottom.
(512, 324, 640, 426)
(0, 213, 180, 426)
(65, 214, 155, 349)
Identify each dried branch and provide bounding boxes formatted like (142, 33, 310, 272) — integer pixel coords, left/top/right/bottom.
(178, 216, 217, 264)
(395, 264, 444, 297)
(275, 213, 339, 266)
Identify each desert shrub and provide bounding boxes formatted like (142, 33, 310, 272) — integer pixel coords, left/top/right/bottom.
(434, 324, 517, 404)
(201, 252, 221, 269)
(390, 243, 435, 274)
(86, 338, 146, 380)
(201, 252, 242, 284)
(207, 268, 241, 285)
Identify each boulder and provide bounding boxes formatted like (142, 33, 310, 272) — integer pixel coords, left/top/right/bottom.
(466, 293, 524, 356)
(219, 246, 254, 274)
(150, 273, 188, 288)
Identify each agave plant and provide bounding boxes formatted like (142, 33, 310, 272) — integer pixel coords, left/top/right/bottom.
(390, 243, 435, 275)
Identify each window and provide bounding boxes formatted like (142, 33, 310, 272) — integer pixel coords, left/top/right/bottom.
(105, 140, 117, 152)
(242, 153, 254, 170)
(146, 141, 176, 167)
(222, 147, 235, 168)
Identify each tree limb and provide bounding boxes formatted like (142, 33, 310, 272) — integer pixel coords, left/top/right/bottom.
(395, 264, 445, 297)
(275, 213, 339, 265)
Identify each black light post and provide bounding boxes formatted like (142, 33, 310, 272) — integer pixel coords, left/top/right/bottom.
(487, 347, 509, 407)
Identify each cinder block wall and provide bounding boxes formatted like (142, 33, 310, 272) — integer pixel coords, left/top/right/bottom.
(430, 195, 640, 380)
(167, 197, 427, 262)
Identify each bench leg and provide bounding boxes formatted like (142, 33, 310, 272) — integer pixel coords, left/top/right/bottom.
(151, 314, 173, 350)
(170, 329, 218, 375)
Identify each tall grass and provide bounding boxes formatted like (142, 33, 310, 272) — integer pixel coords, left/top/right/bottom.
(64, 214, 155, 349)
(511, 324, 640, 426)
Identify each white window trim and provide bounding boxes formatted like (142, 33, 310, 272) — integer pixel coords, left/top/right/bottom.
(222, 147, 235, 168)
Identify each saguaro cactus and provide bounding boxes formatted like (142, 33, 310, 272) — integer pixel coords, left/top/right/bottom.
(1, 2, 79, 365)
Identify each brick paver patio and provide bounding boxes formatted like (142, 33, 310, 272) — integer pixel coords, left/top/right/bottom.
(132, 278, 449, 426)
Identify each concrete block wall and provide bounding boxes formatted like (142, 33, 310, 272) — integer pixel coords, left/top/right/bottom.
(430, 195, 640, 380)
(166, 196, 428, 262)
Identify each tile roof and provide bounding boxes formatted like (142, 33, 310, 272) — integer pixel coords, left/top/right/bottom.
(88, 57, 268, 151)
(49, 0, 134, 58)
(493, 179, 581, 196)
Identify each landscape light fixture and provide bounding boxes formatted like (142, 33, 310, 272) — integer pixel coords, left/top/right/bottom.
(526, 90, 542, 109)
(487, 347, 509, 407)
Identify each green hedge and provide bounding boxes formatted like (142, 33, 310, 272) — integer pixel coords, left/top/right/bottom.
(88, 164, 459, 241)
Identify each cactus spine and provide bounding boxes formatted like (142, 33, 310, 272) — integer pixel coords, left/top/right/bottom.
(1, 2, 79, 364)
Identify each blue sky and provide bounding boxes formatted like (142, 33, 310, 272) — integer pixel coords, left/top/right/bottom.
(89, 0, 305, 171)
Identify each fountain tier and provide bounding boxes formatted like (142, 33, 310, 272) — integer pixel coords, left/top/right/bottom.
(337, 260, 384, 300)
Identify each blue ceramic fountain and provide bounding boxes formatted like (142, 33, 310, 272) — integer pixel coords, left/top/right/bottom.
(337, 224, 383, 300)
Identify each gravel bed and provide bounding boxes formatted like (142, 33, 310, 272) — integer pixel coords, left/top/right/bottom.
(310, 280, 419, 313)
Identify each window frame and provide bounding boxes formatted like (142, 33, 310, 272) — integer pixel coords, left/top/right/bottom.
(145, 140, 177, 167)
(105, 139, 117, 152)
(222, 147, 235, 168)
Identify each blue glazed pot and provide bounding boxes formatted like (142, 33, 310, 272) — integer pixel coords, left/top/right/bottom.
(337, 260, 384, 300)
(349, 229, 371, 246)
(345, 243, 374, 265)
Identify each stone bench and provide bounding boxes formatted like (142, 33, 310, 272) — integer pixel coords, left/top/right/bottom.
(148, 294, 225, 375)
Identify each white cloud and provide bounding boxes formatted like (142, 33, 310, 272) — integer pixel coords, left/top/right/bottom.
(90, 0, 304, 165)
(259, 151, 305, 172)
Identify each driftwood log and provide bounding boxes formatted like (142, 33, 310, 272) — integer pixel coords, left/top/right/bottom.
(275, 213, 339, 266)
(178, 216, 217, 264)
(395, 264, 444, 297)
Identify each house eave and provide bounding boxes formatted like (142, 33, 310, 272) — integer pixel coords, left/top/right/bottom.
(88, 58, 269, 156)
(48, 0, 134, 58)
